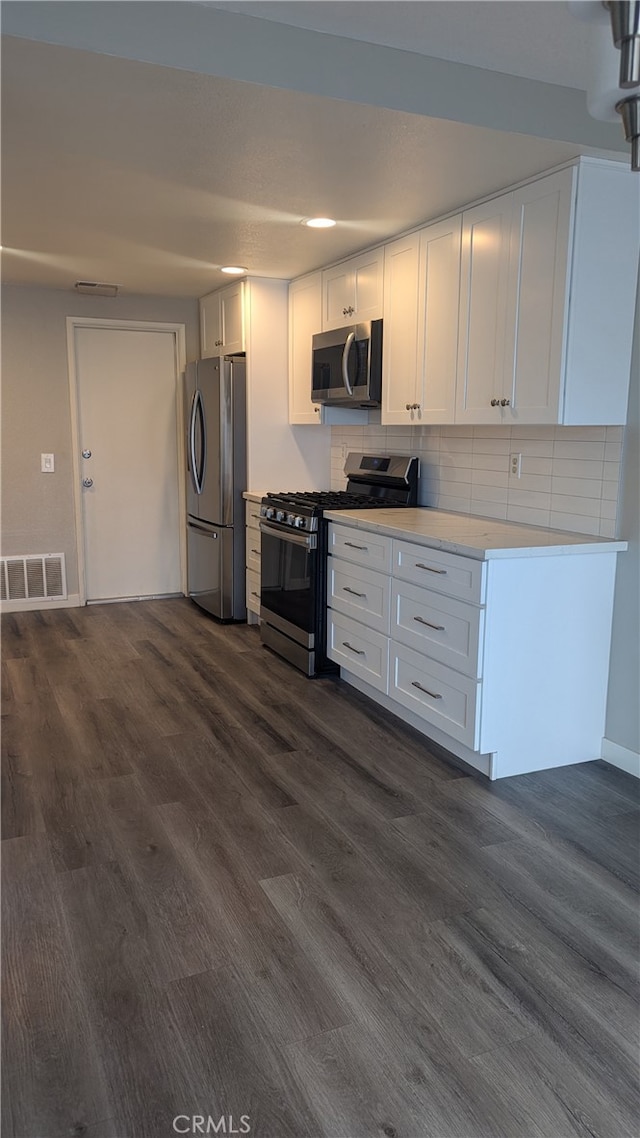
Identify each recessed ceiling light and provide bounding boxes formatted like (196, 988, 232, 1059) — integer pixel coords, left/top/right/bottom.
(303, 217, 337, 229)
(220, 265, 247, 275)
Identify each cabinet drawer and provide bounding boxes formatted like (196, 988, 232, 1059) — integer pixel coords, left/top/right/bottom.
(246, 568, 261, 615)
(245, 501, 262, 528)
(390, 642, 481, 750)
(393, 540, 485, 604)
(327, 611, 389, 694)
(329, 524, 392, 573)
(247, 532, 261, 574)
(392, 580, 484, 678)
(328, 560, 390, 634)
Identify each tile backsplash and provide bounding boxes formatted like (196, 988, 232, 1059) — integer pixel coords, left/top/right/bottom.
(331, 424, 623, 537)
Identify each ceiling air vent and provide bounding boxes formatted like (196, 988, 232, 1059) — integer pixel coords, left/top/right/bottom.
(74, 281, 119, 297)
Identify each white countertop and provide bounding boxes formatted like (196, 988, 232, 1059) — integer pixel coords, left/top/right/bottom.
(324, 507, 627, 560)
(243, 490, 266, 503)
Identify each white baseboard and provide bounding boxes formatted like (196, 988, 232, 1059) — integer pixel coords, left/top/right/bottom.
(1, 593, 81, 614)
(601, 737, 640, 779)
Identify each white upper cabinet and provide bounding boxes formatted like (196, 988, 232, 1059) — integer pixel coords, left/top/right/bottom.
(288, 271, 323, 425)
(501, 169, 573, 424)
(382, 217, 461, 426)
(456, 161, 639, 426)
(200, 281, 245, 357)
(292, 158, 638, 428)
(381, 232, 421, 425)
(322, 247, 384, 329)
(455, 196, 513, 424)
(417, 215, 462, 424)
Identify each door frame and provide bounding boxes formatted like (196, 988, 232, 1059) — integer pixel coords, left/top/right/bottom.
(66, 316, 188, 605)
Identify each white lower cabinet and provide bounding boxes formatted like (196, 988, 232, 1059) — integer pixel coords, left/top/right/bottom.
(389, 642, 481, 751)
(328, 560, 390, 634)
(327, 610, 389, 694)
(327, 520, 620, 780)
(245, 500, 261, 624)
(392, 579, 484, 677)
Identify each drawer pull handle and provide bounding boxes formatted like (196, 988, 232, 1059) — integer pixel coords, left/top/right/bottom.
(415, 562, 447, 575)
(411, 680, 442, 700)
(345, 542, 368, 551)
(414, 616, 445, 631)
(343, 586, 366, 598)
(251, 591, 260, 598)
(342, 641, 365, 655)
(251, 549, 261, 555)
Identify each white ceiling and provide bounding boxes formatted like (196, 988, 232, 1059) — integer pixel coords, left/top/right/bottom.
(0, 2, 617, 298)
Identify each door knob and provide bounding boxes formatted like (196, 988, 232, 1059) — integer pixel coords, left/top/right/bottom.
(82, 478, 93, 488)
(82, 449, 92, 459)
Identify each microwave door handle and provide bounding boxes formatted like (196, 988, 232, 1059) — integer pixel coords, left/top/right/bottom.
(341, 332, 355, 396)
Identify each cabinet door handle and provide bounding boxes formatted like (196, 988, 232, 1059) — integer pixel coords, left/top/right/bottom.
(343, 586, 366, 598)
(406, 403, 412, 411)
(490, 398, 500, 407)
(415, 563, 447, 575)
(251, 591, 260, 598)
(413, 616, 445, 631)
(345, 541, 368, 551)
(500, 398, 511, 407)
(411, 680, 442, 699)
(250, 548, 261, 556)
(342, 641, 365, 655)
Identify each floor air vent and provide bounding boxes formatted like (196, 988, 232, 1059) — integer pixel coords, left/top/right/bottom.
(1, 554, 67, 601)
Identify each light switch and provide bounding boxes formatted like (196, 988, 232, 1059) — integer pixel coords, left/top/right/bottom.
(41, 453, 55, 473)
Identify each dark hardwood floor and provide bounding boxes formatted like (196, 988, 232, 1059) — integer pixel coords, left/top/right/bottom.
(2, 598, 639, 1138)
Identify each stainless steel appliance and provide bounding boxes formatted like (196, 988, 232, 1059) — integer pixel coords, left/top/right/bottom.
(259, 453, 419, 676)
(311, 320, 383, 407)
(184, 355, 246, 620)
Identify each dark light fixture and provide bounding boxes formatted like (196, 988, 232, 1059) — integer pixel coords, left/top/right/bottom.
(605, 1, 640, 169)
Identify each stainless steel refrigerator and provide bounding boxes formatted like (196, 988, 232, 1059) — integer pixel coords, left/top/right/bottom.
(184, 355, 246, 620)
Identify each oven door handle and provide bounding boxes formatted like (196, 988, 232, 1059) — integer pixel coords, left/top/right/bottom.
(341, 331, 355, 397)
(259, 521, 317, 549)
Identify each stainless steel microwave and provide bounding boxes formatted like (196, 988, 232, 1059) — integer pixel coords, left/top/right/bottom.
(311, 319, 383, 407)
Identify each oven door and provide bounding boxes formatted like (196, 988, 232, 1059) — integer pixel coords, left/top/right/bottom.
(259, 521, 318, 653)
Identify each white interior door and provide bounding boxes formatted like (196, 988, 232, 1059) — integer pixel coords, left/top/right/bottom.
(73, 325, 182, 602)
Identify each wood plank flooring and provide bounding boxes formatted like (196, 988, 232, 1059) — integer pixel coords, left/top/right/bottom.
(2, 598, 639, 1138)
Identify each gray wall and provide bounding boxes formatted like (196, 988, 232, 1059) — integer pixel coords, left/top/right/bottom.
(1, 285, 199, 595)
(605, 270, 640, 757)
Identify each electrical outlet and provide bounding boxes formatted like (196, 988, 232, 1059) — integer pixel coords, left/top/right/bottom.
(510, 452, 522, 478)
(41, 453, 55, 473)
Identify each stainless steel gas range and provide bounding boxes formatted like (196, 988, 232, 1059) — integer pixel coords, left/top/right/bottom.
(259, 453, 419, 676)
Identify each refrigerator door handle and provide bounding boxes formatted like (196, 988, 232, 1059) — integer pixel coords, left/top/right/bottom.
(190, 388, 205, 496)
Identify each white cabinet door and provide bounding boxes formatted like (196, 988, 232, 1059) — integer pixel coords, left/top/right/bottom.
(381, 232, 421, 425)
(455, 195, 512, 424)
(199, 292, 222, 358)
(417, 215, 461, 424)
(199, 283, 245, 358)
(288, 272, 323, 424)
(322, 248, 384, 328)
(219, 282, 245, 355)
(503, 168, 574, 425)
(352, 248, 384, 322)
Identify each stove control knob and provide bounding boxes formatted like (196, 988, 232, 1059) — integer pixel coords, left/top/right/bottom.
(265, 507, 276, 519)
(276, 509, 286, 522)
(293, 515, 305, 528)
